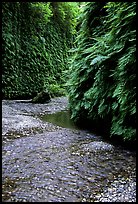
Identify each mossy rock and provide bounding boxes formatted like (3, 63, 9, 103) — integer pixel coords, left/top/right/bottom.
(31, 90, 51, 104)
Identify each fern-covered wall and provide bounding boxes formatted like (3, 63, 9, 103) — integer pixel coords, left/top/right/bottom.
(2, 2, 78, 99)
(67, 2, 136, 142)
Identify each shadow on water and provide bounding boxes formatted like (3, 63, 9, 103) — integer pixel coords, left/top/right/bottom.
(40, 110, 80, 130)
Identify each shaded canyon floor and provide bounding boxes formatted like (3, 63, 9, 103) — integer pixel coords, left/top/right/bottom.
(2, 97, 136, 202)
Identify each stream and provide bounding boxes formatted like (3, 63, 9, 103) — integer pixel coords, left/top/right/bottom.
(2, 97, 136, 202)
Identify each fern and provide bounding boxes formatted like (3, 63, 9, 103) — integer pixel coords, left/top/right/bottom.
(67, 2, 136, 142)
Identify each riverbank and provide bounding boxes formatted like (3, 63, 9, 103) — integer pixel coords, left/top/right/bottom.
(2, 97, 136, 202)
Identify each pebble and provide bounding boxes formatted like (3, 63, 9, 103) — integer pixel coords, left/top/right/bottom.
(2, 98, 136, 202)
(93, 175, 136, 202)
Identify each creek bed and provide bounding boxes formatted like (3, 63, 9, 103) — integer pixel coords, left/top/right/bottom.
(2, 97, 136, 202)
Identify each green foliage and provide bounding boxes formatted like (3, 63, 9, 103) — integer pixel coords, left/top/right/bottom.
(51, 2, 79, 35)
(67, 2, 136, 142)
(31, 2, 53, 24)
(49, 84, 66, 98)
(2, 2, 79, 99)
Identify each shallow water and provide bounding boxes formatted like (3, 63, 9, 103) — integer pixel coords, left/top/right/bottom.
(40, 110, 79, 130)
(2, 98, 136, 202)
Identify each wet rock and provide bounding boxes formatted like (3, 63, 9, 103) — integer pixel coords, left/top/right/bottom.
(31, 90, 51, 104)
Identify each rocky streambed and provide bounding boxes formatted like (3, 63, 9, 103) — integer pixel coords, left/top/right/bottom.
(2, 97, 136, 202)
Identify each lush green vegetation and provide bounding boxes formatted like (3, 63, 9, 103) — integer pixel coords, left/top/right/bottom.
(2, 2, 136, 142)
(67, 2, 136, 142)
(2, 2, 79, 99)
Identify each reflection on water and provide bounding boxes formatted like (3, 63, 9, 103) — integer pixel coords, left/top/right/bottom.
(41, 111, 79, 130)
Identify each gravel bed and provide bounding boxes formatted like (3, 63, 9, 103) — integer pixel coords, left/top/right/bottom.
(2, 97, 136, 202)
(93, 174, 136, 202)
